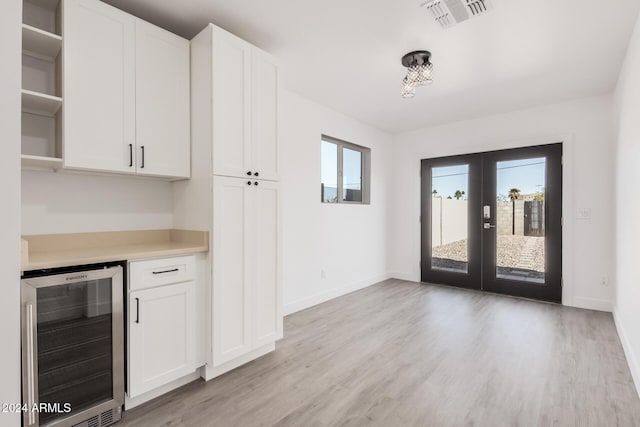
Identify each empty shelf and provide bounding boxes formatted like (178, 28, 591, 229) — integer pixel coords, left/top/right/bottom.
(21, 154, 63, 171)
(22, 89, 62, 116)
(22, 24, 62, 61)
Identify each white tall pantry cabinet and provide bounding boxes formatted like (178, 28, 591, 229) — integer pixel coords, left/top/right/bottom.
(185, 23, 282, 376)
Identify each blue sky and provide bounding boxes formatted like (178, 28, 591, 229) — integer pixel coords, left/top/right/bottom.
(432, 158, 546, 200)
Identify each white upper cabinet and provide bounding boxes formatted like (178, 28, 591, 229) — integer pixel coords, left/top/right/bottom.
(62, 0, 190, 179)
(63, 0, 136, 173)
(135, 19, 190, 179)
(250, 48, 280, 181)
(212, 30, 251, 179)
(210, 25, 279, 181)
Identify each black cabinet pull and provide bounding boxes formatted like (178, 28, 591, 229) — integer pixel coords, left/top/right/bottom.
(152, 268, 179, 275)
(140, 146, 145, 168)
(254, 172, 259, 177)
(254, 181, 259, 186)
(246, 171, 252, 176)
(247, 181, 252, 186)
(135, 298, 140, 323)
(129, 144, 133, 167)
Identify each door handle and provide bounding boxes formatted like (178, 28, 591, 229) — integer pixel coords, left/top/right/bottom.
(135, 297, 140, 323)
(152, 268, 179, 275)
(483, 223, 497, 229)
(26, 303, 36, 426)
(140, 146, 145, 169)
(129, 144, 133, 167)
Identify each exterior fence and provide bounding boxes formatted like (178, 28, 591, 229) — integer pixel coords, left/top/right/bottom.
(432, 198, 468, 247)
(432, 198, 545, 248)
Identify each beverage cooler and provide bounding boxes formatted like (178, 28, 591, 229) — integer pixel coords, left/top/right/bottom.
(21, 264, 124, 427)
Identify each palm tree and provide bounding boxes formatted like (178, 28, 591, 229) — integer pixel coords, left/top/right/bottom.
(454, 190, 465, 200)
(508, 188, 521, 235)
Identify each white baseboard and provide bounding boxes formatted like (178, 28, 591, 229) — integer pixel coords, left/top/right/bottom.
(389, 272, 419, 282)
(125, 370, 202, 409)
(283, 273, 391, 316)
(203, 342, 275, 381)
(569, 296, 613, 312)
(613, 309, 640, 400)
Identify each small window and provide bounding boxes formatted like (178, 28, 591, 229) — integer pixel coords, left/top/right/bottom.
(321, 135, 370, 204)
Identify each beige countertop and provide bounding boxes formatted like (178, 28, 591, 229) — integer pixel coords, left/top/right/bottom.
(21, 229, 208, 271)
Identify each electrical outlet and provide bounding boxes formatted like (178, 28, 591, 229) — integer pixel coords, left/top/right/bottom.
(577, 209, 591, 220)
(600, 276, 609, 287)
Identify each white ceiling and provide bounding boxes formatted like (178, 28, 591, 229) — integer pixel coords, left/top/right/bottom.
(102, 0, 640, 133)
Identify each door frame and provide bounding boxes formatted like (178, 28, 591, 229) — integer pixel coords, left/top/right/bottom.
(418, 140, 564, 305)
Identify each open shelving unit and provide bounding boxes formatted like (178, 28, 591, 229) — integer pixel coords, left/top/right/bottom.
(21, 0, 63, 172)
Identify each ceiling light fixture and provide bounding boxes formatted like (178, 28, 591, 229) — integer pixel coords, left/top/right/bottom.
(401, 50, 433, 98)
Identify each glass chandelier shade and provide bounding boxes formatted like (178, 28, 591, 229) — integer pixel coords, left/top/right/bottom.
(401, 51, 433, 98)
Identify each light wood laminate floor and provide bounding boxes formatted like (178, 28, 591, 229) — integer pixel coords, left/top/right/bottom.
(120, 279, 640, 426)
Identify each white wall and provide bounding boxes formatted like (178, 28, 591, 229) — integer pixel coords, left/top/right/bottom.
(280, 90, 393, 314)
(22, 172, 174, 235)
(0, 0, 22, 424)
(391, 95, 615, 312)
(613, 10, 640, 397)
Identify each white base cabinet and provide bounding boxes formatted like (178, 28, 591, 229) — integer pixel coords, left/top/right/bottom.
(212, 177, 282, 366)
(127, 256, 197, 398)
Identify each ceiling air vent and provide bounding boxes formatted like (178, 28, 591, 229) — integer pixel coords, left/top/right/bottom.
(422, 0, 493, 29)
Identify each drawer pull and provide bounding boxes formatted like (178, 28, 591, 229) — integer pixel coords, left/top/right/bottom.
(152, 268, 179, 275)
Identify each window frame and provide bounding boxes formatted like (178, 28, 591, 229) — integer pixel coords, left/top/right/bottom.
(321, 135, 371, 205)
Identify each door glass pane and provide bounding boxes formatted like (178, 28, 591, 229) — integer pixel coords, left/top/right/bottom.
(36, 279, 113, 425)
(495, 158, 546, 283)
(343, 147, 362, 202)
(321, 141, 338, 203)
(431, 165, 469, 273)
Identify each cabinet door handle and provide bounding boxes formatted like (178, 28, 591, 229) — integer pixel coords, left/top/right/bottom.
(129, 144, 133, 167)
(140, 146, 145, 169)
(152, 268, 179, 275)
(135, 298, 140, 323)
(26, 303, 36, 426)
(254, 181, 259, 186)
(246, 171, 252, 176)
(254, 172, 259, 177)
(247, 181, 252, 186)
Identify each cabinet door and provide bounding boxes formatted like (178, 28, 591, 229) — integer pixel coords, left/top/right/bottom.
(251, 48, 280, 181)
(63, 0, 135, 173)
(128, 282, 195, 397)
(135, 19, 190, 179)
(212, 29, 251, 179)
(212, 176, 253, 365)
(251, 180, 283, 347)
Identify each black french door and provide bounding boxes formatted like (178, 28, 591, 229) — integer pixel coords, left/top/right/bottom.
(421, 143, 562, 303)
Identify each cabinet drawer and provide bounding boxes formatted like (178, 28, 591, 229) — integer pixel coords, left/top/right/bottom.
(129, 255, 195, 291)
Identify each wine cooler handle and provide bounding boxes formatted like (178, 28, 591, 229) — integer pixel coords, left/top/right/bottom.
(26, 303, 36, 426)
